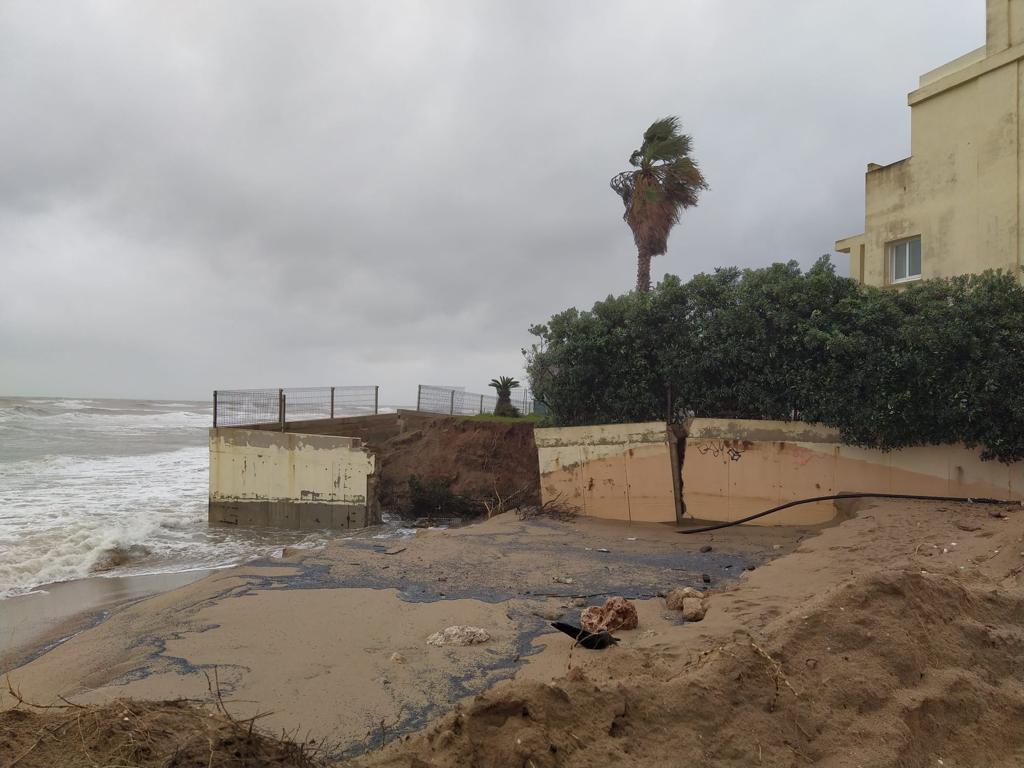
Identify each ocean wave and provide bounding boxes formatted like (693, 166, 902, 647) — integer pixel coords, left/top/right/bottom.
(4, 407, 207, 425)
(0, 397, 317, 600)
(40, 398, 97, 410)
(0, 521, 163, 599)
(3, 404, 50, 418)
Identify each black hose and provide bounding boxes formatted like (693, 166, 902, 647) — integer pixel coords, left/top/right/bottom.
(677, 492, 1019, 534)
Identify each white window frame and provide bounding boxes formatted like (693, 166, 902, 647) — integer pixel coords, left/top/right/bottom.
(888, 236, 922, 285)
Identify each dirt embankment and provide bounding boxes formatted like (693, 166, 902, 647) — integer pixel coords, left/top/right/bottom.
(264, 411, 542, 518)
(370, 418, 540, 515)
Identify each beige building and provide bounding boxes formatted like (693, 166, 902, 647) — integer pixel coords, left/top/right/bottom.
(837, 0, 1024, 286)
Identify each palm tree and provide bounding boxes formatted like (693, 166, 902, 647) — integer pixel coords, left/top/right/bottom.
(610, 116, 708, 293)
(489, 376, 520, 417)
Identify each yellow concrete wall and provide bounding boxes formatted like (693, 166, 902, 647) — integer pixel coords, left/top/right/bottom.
(534, 422, 679, 523)
(988, 0, 1024, 54)
(837, 0, 1024, 286)
(684, 418, 1024, 526)
(209, 428, 375, 529)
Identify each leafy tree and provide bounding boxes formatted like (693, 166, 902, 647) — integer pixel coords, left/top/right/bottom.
(489, 376, 521, 417)
(525, 261, 1024, 463)
(610, 117, 708, 293)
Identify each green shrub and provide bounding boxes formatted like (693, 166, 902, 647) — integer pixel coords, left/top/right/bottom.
(525, 259, 1024, 462)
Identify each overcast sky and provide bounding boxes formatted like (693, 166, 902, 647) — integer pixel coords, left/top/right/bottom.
(0, 1, 984, 403)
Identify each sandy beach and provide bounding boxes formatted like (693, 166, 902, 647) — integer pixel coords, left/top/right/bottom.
(3, 501, 1024, 766)
(0, 570, 213, 670)
(1, 513, 794, 753)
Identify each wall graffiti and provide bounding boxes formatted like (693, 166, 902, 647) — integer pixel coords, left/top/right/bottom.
(695, 440, 744, 462)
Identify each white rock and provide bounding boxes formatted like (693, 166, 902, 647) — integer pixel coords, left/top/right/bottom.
(426, 626, 491, 647)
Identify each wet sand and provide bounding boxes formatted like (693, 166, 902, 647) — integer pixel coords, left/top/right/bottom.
(362, 499, 1024, 768)
(0, 569, 212, 672)
(1, 513, 797, 755)
(5, 503, 1023, 765)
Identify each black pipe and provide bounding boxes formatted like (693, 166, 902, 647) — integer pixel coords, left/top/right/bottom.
(678, 492, 1019, 534)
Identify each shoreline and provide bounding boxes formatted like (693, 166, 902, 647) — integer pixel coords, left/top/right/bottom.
(0, 569, 213, 673)
(3, 501, 1023, 763)
(0, 516, 435, 675)
(0, 513, 797, 756)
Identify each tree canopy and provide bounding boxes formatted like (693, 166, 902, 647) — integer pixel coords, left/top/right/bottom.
(525, 260, 1024, 462)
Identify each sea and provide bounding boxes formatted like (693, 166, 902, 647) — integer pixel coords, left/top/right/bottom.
(0, 396, 335, 600)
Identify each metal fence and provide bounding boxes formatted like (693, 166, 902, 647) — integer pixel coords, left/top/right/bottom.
(213, 386, 379, 428)
(415, 384, 535, 416)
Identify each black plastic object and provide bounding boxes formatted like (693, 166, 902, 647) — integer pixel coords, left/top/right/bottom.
(678, 492, 1018, 534)
(551, 621, 620, 649)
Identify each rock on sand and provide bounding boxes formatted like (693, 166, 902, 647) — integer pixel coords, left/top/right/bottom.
(426, 626, 491, 647)
(580, 596, 639, 633)
(665, 587, 710, 622)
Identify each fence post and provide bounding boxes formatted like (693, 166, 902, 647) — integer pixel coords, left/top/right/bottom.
(278, 389, 285, 432)
(449, 389, 455, 415)
(212, 390, 218, 428)
(374, 386, 379, 415)
(479, 394, 484, 415)
(416, 385, 422, 412)
(330, 387, 335, 419)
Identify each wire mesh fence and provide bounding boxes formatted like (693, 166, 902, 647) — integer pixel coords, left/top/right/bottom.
(213, 383, 534, 426)
(212, 389, 281, 427)
(415, 384, 535, 416)
(213, 386, 379, 427)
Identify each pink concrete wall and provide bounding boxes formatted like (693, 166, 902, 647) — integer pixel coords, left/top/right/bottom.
(536, 418, 1024, 528)
(534, 422, 679, 523)
(684, 419, 1024, 525)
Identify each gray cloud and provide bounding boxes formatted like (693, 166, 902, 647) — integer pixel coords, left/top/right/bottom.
(0, 0, 984, 401)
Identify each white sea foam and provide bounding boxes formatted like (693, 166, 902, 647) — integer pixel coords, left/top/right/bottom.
(0, 396, 323, 599)
(47, 398, 96, 410)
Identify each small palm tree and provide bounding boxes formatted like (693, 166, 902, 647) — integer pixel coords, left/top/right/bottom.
(489, 376, 521, 417)
(610, 116, 708, 293)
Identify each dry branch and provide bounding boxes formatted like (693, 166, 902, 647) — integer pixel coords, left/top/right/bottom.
(516, 492, 580, 522)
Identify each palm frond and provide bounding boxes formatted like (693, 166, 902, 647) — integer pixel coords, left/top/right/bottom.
(609, 116, 708, 273)
(489, 376, 520, 392)
(642, 116, 681, 145)
(646, 134, 692, 164)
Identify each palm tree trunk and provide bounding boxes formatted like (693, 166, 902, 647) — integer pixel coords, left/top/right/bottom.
(636, 249, 652, 293)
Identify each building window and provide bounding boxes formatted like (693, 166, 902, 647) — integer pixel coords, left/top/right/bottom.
(889, 237, 922, 284)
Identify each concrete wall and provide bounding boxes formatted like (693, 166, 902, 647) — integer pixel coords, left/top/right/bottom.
(534, 422, 681, 523)
(209, 428, 377, 530)
(537, 417, 1024, 529)
(988, 0, 1024, 54)
(685, 418, 1024, 525)
(836, 0, 1024, 286)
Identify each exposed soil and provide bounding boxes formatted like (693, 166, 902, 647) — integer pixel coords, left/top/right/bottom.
(260, 411, 542, 518)
(367, 416, 541, 516)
